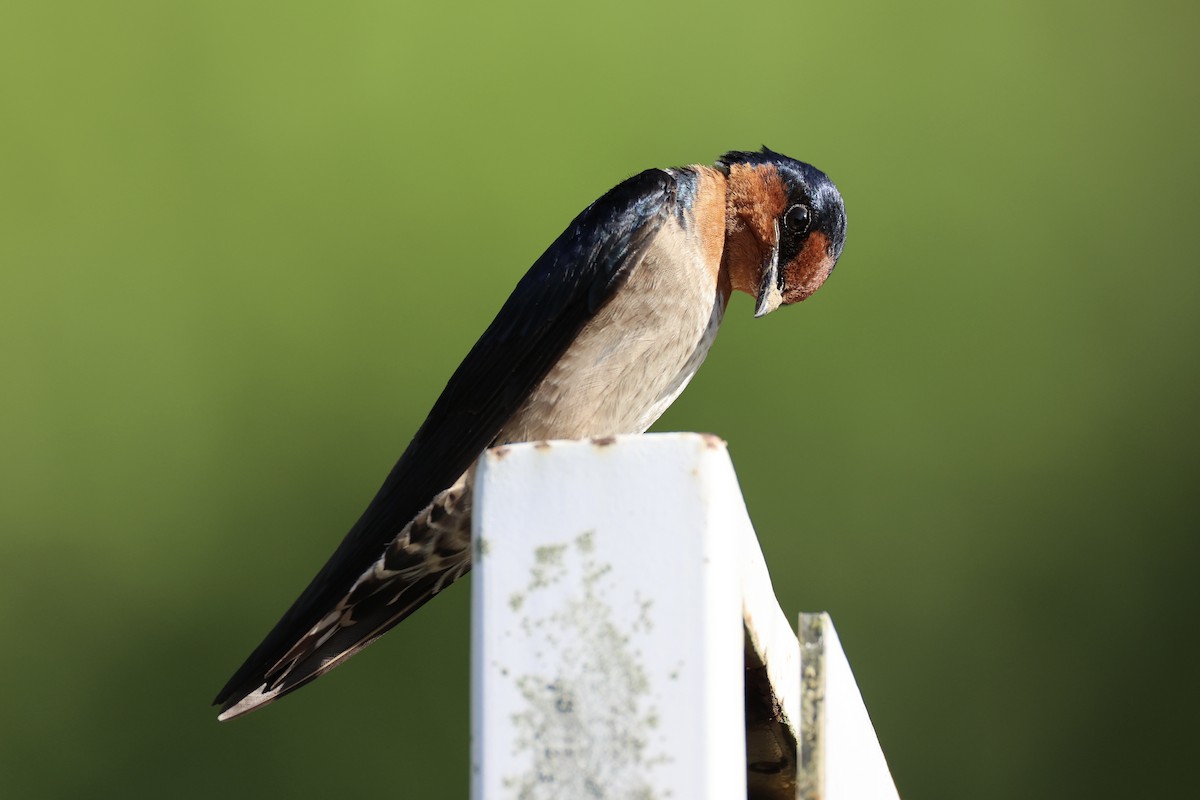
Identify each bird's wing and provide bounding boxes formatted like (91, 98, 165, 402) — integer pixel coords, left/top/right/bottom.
(214, 168, 681, 717)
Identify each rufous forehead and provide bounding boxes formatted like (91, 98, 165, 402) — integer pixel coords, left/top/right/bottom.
(725, 163, 789, 237)
(783, 231, 836, 304)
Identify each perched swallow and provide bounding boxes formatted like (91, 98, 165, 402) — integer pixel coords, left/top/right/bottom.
(214, 147, 846, 720)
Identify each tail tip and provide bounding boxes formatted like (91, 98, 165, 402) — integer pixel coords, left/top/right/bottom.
(216, 684, 277, 722)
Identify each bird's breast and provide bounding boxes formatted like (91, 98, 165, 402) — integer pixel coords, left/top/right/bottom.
(495, 216, 727, 443)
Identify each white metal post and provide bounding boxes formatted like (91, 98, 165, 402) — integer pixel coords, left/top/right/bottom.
(471, 433, 748, 799)
(470, 432, 901, 800)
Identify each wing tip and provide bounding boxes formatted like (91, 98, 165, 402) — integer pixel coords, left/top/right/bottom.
(216, 684, 280, 722)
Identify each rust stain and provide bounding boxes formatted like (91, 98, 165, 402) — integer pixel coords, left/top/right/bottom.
(591, 435, 617, 447)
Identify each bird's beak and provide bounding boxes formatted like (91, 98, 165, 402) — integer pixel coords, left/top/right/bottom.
(754, 219, 784, 318)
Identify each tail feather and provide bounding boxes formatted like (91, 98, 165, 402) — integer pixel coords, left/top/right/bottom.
(215, 474, 473, 719)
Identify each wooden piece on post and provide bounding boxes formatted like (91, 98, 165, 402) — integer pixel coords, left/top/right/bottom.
(798, 612, 901, 800)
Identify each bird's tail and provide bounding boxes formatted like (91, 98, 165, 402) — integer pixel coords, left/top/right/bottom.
(215, 476, 473, 720)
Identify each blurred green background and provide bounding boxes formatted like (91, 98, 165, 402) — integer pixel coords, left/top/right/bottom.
(2, 0, 1197, 797)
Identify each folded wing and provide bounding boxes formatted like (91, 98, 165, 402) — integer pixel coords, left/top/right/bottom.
(214, 168, 680, 718)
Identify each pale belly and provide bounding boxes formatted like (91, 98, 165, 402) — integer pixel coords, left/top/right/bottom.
(494, 231, 728, 444)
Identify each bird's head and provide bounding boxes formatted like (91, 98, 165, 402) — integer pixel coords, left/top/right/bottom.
(716, 147, 846, 317)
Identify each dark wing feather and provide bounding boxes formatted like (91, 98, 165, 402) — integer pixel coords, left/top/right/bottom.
(214, 168, 678, 714)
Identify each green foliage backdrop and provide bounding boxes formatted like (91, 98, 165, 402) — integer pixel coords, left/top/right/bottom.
(2, 1, 1196, 797)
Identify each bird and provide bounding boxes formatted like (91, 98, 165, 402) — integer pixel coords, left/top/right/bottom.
(214, 147, 847, 720)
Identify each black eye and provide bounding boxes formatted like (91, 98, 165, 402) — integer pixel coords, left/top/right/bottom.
(784, 204, 810, 233)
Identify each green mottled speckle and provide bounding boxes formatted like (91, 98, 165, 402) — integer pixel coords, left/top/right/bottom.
(576, 530, 595, 553)
(529, 543, 568, 589)
(503, 530, 667, 798)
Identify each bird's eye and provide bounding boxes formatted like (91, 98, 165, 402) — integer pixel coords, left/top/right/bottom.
(784, 204, 811, 233)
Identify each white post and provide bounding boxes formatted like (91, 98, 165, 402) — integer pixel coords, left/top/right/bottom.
(471, 433, 748, 799)
(469, 432, 901, 799)
(798, 613, 901, 800)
